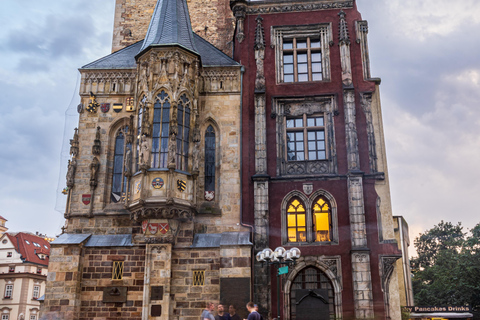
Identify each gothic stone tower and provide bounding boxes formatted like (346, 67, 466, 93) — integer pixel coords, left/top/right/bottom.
(43, 0, 251, 319)
(231, 0, 404, 319)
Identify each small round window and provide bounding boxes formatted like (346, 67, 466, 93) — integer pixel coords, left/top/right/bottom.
(2, 239, 7, 244)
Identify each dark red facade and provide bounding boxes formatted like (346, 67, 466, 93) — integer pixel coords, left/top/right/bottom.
(233, 1, 402, 319)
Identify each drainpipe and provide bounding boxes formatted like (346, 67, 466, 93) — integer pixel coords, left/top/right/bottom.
(238, 65, 255, 300)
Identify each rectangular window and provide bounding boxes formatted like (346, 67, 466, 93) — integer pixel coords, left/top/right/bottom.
(282, 38, 322, 82)
(6, 252, 12, 257)
(33, 286, 40, 299)
(4, 284, 13, 298)
(37, 268, 42, 274)
(193, 270, 205, 286)
(30, 316, 36, 320)
(272, 24, 331, 84)
(2, 315, 9, 320)
(112, 261, 124, 280)
(8, 266, 14, 273)
(286, 115, 326, 161)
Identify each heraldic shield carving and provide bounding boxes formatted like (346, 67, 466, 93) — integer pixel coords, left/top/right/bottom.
(141, 219, 179, 243)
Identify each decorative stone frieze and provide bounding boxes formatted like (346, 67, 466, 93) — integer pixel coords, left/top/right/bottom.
(201, 69, 241, 93)
(347, 175, 367, 248)
(80, 71, 136, 96)
(246, 1, 353, 15)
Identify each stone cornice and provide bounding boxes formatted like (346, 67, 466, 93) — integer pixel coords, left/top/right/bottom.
(245, 0, 353, 15)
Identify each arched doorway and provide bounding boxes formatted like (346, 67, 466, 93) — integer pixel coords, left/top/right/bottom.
(290, 267, 335, 320)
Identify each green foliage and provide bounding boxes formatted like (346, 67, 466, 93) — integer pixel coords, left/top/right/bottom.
(411, 221, 480, 309)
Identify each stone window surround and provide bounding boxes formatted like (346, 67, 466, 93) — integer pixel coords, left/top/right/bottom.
(198, 119, 221, 206)
(273, 95, 338, 177)
(3, 283, 13, 299)
(281, 190, 339, 245)
(271, 23, 332, 84)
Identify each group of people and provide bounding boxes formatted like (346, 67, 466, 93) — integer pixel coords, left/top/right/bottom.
(201, 302, 264, 320)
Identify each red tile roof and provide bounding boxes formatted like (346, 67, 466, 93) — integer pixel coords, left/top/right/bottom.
(6, 232, 50, 266)
(0, 215, 7, 221)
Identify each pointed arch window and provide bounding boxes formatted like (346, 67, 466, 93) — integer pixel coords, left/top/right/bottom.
(287, 198, 307, 242)
(152, 91, 170, 168)
(111, 127, 132, 203)
(177, 94, 191, 171)
(135, 104, 143, 172)
(205, 125, 216, 193)
(313, 196, 332, 242)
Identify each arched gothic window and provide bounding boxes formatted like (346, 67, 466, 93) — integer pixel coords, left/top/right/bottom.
(205, 125, 216, 193)
(290, 267, 335, 319)
(284, 192, 336, 244)
(151, 91, 170, 168)
(312, 196, 332, 242)
(287, 198, 307, 242)
(111, 127, 132, 203)
(135, 104, 143, 172)
(177, 94, 191, 171)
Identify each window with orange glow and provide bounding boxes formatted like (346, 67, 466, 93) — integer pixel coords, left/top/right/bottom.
(287, 199, 307, 243)
(312, 197, 332, 242)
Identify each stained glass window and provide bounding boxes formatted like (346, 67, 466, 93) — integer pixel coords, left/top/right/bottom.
(111, 127, 131, 203)
(313, 197, 332, 242)
(205, 125, 215, 192)
(177, 94, 191, 171)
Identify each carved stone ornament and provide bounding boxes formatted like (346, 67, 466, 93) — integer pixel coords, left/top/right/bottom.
(69, 128, 79, 158)
(124, 146, 132, 178)
(254, 16, 266, 92)
(130, 206, 194, 223)
(89, 157, 100, 188)
(168, 134, 176, 168)
(303, 183, 313, 195)
(232, 4, 247, 43)
(246, 1, 353, 15)
(138, 134, 150, 171)
(66, 159, 77, 188)
(92, 126, 101, 155)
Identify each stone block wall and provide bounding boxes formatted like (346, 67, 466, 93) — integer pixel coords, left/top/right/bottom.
(112, 0, 234, 55)
(79, 247, 146, 320)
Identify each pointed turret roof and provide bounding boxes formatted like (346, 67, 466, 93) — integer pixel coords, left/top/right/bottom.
(138, 0, 198, 56)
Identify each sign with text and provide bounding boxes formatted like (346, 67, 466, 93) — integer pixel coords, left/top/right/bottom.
(405, 306, 472, 313)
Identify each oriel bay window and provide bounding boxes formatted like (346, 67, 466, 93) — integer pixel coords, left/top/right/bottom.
(287, 114, 326, 161)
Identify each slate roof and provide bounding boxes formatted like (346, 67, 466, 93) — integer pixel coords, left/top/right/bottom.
(81, 34, 239, 70)
(139, 0, 198, 55)
(6, 232, 50, 266)
(52, 234, 133, 247)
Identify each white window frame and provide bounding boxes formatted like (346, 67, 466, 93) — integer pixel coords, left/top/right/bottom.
(33, 286, 40, 299)
(4, 284, 13, 298)
(2, 314, 9, 320)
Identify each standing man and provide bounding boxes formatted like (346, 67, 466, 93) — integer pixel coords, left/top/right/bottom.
(215, 304, 232, 320)
(201, 302, 215, 320)
(229, 305, 241, 320)
(244, 302, 261, 320)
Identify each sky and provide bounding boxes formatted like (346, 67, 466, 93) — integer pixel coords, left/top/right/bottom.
(0, 0, 479, 256)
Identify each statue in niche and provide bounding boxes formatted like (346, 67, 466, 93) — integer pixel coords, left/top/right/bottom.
(124, 146, 132, 177)
(139, 135, 150, 167)
(90, 157, 100, 187)
(168, 134, 176, 167)
(66, 159, 77, 188)
(192, 141, 200, 172)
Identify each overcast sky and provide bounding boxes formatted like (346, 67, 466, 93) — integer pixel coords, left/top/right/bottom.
(0, 0, 479, 256)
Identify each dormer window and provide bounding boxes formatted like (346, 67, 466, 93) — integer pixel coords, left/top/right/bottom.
(33, 242, 40, 247)
(25, 240, 30, 245)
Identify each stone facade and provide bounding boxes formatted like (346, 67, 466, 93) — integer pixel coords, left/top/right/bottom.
(43, 0, 411, 319)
